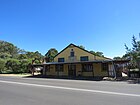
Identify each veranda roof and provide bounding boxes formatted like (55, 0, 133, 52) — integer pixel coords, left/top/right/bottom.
(43, 59, 129, 65)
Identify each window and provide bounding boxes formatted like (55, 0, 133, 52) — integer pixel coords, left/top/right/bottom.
(80, 56, 89, 61)
(70, 49, 74, 57)
(45, 65, 50, 72)
(55, 64, 64, 72)
(58, 58, 65, 62)
(82, 64, 93, 72)
(102, 63, 108, 71)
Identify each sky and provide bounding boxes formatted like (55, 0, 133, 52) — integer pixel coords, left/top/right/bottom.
(0, 0, 140, 58)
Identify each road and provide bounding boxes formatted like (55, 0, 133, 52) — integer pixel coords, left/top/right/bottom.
(0, 76, 140, 105)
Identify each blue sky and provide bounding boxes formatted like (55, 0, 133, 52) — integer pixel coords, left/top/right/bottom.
(0, 0, 140, 58)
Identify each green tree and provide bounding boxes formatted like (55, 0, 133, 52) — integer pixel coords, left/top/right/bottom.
(96, 51, 104, 57)
(0, 40, 20, 58)
(79, 45, 85, 49)
(34, 51, 43, 59)
(45, 48, 58, 62)
(0, 40, 44, 73)
(125, 35, 140, 68)
(0, 59, 5, 73)
(78, 45, 104, 57)
(90, 50, 96, 54)
(18, 54, 28, 60)
(19, 59, 31, 73)
(25, 51, 44, 65)
(0, 53, 12, 59)
(26, 52, 36, 58)
(5, 59, 20, 73)
(26, 51, 43, 59)
(113, 56, 122, 60)
(90, 50, 104, 57)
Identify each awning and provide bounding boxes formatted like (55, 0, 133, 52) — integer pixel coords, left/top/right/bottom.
(43, 59, 125, 65)
(32, 59, 130, 66)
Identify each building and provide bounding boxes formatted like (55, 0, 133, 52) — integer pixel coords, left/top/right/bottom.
(42, 43, 129, 78)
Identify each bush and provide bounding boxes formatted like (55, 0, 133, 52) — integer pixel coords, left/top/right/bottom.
(19, 59, 31, 73)
(0, 59, 5, 73)
(5, 59, 20, 73)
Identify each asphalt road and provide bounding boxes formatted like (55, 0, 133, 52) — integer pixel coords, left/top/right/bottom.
(0, 76, 140, 105)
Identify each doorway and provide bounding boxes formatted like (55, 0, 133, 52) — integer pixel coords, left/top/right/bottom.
(68, 64, 76, 77)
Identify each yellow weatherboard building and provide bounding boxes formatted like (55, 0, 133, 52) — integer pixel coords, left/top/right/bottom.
(42, 43, 128, 78)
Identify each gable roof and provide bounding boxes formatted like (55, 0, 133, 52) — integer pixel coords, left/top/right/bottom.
(54, 43, 111, 60)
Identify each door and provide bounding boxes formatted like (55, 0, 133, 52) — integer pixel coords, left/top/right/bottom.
(68, 64, 76, 77)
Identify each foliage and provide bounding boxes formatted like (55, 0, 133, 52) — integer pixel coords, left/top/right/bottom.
(5, 58, 32, 73)
(5, 59, 20, 73)
(0, 40, 43, 73)
(0, 59, 5, 73)
(78, 45, 85, 49)
(113, 56, 122, 60)
(124, 35, 140, 68)
(0, 52, 12, 59)
(17, 54, 28, 59)
(90, 51, 104, 57)
(96, 51, 104, 57)
(26, 51, 43, 59)
(19, 59, 31, 73)
(45, 48, 58, 62)
(0, 40, 20, 58)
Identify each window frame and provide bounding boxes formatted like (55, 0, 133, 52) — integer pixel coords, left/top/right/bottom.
(45, 65, 50, 72)
(58, 58, 65, 62)
(80, 56, 89, 61)
(102, 63, 109, 71)
(82, 63, 93, 72)
(55, 64, 64, 72)
(70, 49, 75, 57)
